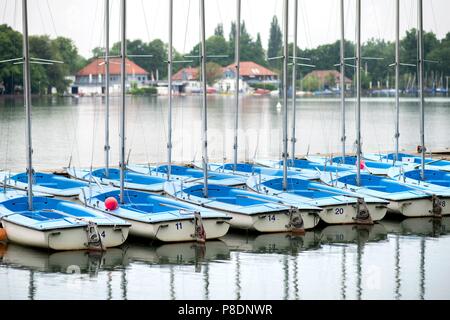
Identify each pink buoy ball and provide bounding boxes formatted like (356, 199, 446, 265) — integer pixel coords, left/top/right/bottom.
(359, 160, 366, 170)
(105, 197, 119, 210)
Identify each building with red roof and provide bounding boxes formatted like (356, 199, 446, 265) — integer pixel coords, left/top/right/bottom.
(72, 58, 150, 95)
(171, 61, 278, 94)
(222, 61, 278, 84)
(302, 70, 352, 91)
(171, 67, 199, 81)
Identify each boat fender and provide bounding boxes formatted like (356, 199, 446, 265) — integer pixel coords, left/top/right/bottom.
(0, 227, 7, 242)
(355, 198, 373, 225)
(105, 197, 118, 210)
(193, 212, 206, 243)
(432, 195, 442, 217)
(0, 242, 6, 258)
(287, 208, 305, 234)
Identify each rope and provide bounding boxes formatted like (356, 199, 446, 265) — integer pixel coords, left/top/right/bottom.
(36, 1, 47, 35)
(182, 0, 192, 54)
(90, 97, 100, 170)
(1, 0, 8, 22)
(1, 98, 13, 171)
(87, 0, 100, 58)
(140, 0, 152, 43)
(45, 0, 59, 38)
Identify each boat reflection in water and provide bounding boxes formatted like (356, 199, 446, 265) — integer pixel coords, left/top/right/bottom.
(121, 239, 230, 272)
(222, 230, 322, 254)
(380, 216, 450, 237)
(318, 223, 388, 244)
(0, 243, 124, 276)
(1, 217, 450, 299)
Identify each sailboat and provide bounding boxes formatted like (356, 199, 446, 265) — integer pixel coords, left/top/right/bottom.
(246, 0, 388, 225)
(66, 1, 165, 193)
(320, 0, 443, 218)
(386, 166, 450, 215)
(164, 0, 323, 232)
(0, 21, 88, 198)
(0, 0, 130, 251)
(305, 154, 401, 176)
(364, 152, 450, 172)
(127, 163, 247, 186)
(80, 0, 231, 243)
(255, 158, 353, 179)
(364, 0, 450, 174)
(299, 0, 402, 177)
(194, 162, 318, 180)
(0, 171, 88, 197)
(246, 175, 388, 224)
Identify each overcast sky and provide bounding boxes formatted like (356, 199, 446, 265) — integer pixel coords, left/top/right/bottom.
(1, 0, 450, 58)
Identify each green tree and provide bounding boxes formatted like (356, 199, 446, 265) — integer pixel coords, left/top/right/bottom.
(0, 24, 22, 94)
(267, 16, 282, 69)
(112, 39, 167, 80)
(205, 62, 223, 85)
(214, 24, 224, 37)
(29, 35, 68, 94)
(52, 37, 86, 74)
(428, 32, 450, 84)
(301, 75, 320, 91)
(252, 33, 266, 66)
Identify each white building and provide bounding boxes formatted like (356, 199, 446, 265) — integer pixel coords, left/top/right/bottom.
(72, 57, 149, 95)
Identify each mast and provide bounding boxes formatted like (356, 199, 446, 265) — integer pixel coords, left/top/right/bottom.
(104, 0, 110, 177)
(167, 0, 173, 180)
(282, 0, 289, 191)
(340, 0, 346, 161)
(200, 0, 208, 197)
(119, 0, 126, 203)
(22, 0, 33, 210)
(355, 0, 361, 186)
(394, 0, 400, 162)
(290, 0, 298, 162)
(418, 0, 425, 179)
(233, 0, 241, 171)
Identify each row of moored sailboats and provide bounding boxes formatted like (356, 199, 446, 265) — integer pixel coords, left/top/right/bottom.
(1, 0, 449, 252)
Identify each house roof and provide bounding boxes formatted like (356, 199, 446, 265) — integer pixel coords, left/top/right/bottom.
(172, 67, 199, 81)
(304, 70, 352, 84)
(224, 61, 277, 77)
(76, 58, 149, 76)
(171, 61, 277, 81)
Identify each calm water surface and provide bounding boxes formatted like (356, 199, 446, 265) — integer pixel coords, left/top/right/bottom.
(1, 218, 450, 300)
(0, 96, 450, 300)
(0, 95, 449, 170)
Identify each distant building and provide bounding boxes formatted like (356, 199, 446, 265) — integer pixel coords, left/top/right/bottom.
(302, 70, 352, 91)
(213, 78, 248, 94)
(171, 61, 278, 94)
(72, 58, 149, 95)
(222, 61, 278, 85)
(171, 66, 201, 93)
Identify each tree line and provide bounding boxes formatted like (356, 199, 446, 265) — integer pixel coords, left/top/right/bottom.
(1, 16, 450, 95)
(0, 24, 85, 94)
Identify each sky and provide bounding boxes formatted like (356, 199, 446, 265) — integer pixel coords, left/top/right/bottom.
(1, 0, 450, 59)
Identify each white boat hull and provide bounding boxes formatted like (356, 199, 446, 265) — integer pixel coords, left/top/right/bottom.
(316, 202, 387, 225)
(387, 198, 438, 217)
(318, 204, 362, 225)
(1, 220, 129, 250)
(221, 210, 316, 232)
(106, 214, 230, 242)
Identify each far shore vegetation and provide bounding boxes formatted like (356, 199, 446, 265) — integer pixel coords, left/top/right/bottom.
(1, 17, 450, 95)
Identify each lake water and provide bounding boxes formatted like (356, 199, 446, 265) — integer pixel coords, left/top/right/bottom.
(0, 95, 449, 171)
(1, 218, 450, 300)
(0, 95, 450, 300)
